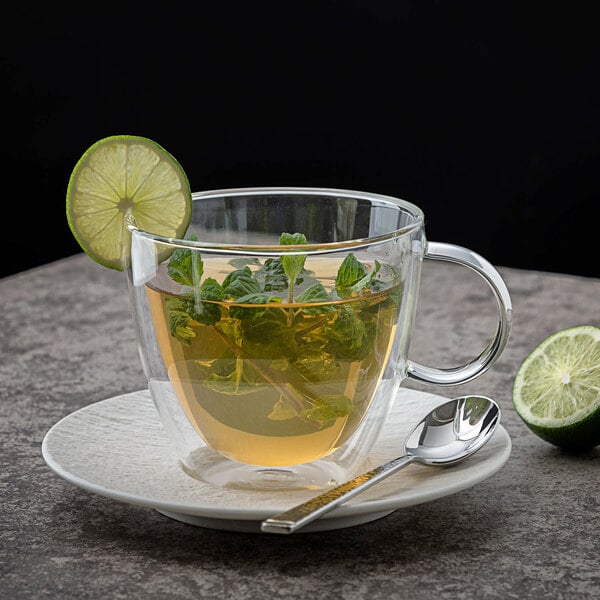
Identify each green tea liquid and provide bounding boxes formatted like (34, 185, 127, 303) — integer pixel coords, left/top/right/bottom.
(146, 259, 400, 466)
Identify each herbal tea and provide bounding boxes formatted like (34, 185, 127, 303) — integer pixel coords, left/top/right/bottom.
(145, 235, 402, 466)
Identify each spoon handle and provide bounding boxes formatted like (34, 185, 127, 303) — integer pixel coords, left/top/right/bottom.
(261, 454, 415, 534)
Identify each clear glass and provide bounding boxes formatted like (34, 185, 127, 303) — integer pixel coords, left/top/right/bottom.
(126, 187, 512, 491)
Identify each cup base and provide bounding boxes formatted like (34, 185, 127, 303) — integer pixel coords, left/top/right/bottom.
(180, 447, 350, 491)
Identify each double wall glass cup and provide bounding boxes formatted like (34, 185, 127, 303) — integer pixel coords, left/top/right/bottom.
(126, 187, 512, 491)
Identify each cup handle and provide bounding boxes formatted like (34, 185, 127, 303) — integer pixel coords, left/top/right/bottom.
(406, 241, 513, 386)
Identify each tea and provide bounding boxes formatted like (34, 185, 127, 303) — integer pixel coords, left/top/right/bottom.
(145, 254, 402, 466)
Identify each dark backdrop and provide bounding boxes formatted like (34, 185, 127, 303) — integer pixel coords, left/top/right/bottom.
(1, 1, 598, 279)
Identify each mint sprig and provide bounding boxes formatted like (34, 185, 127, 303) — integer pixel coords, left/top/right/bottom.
(167, 233, 203, 286)
(279, 232, 308, 302)
(164, 232, 398, 428)
(222, 266, 262, 299)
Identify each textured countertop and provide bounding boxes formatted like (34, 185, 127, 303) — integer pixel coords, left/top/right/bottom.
(2, 253, 599, 599)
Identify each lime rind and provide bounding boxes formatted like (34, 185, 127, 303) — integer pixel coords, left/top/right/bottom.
(66, 135, 192, 271)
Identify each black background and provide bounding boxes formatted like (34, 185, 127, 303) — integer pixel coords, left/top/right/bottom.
(1, 1, 598, 279)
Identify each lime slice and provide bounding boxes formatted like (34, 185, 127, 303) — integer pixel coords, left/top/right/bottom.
(66, 135, 192, 271)
(512, 325, 600, 450)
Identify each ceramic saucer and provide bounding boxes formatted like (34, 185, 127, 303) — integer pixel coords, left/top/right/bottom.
(42, 388, 511, 533)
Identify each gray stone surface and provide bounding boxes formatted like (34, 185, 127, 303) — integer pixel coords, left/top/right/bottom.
(1, 253, 599, 599)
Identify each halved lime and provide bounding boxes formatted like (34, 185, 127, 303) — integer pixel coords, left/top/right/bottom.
(66, 135, 192, 271)
(512, 325, 600, 450)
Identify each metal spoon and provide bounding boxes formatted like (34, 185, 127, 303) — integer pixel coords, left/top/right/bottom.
(261, 395, 500, 534)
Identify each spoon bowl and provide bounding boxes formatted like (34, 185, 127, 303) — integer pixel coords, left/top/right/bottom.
(261, 395, 500, 534)
(404, 395, 500, 464)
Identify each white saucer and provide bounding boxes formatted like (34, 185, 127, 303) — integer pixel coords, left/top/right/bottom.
(42, 388, 511, 533)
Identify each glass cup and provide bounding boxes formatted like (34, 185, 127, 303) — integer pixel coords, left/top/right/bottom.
(126, 187, 512, 491)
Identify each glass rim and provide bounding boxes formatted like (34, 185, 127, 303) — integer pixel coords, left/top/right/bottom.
(128, 186, 425, 255)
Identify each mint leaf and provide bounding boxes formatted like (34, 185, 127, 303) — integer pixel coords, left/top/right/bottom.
(280, 232, 307, 300)
(324, 306, 369, 360)
(229, 293, 283, 320)
(222, 266, 252, 289)
(205, 358, 267, 395)
(167, 233, 203, 286)
(166, 298, 197, 345)
(303, 395, 353, 423)
(222, 267, 262, 299)
(256, 258, 288, 291)
(184, 277, 224, 325)
(335, 253, 367, 297)
(267, 397, 298, 421)
(296, 282, 336, 314)
(240, 310, 297, 358)
(292, 348, 339, 382)
(199, 277, 224, 301)
(351, 260, 382, 292)
(336, 253, 367, 286)
(280, 232, 308, 246)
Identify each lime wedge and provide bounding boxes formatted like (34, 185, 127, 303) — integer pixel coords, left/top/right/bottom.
(512, 325, 600, 450)
(66, 135, 192, 271)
